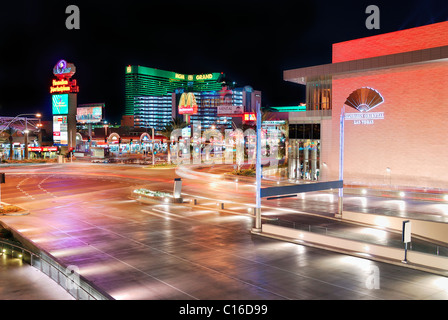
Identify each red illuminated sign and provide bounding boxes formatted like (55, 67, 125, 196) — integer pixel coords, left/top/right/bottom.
(244, 113, 256, 121)
(53, 60, 76, 79)
(29, 147, 58, 152)
(178, 93, 198, 115)
(50, 79, 79, 93)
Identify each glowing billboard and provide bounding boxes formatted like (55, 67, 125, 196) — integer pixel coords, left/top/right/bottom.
(52, 94, 69, 114)
(217, 105, 243, 115)
(53, 115, 68, 146)
(178, 93, 198, 115)
(76, 105, 103, 123)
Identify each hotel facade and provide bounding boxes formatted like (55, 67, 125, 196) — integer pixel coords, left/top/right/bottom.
(284, 21, 448, 189)
(124, 66, 261, 132)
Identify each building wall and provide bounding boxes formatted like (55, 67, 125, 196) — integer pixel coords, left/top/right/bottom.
(121, 115, 134, 127)
(332, 21, 448, 63)
(323, 60, 448, 189)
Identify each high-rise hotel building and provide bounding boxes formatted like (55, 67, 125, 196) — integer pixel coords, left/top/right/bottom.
(124, 65, 261, 132)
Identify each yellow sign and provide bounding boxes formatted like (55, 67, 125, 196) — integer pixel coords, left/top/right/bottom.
(175, 73, 185, 80)
(52, 79, 68, 86)
(196, 74, 213, 80)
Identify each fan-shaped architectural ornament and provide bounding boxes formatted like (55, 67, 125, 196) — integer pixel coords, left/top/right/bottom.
(344, 87, 384, 112)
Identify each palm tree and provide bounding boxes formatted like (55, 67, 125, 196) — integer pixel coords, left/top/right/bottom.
(160, 117, 188, 163)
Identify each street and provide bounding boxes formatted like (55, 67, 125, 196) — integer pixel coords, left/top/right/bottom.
(0, 163, 447, 300)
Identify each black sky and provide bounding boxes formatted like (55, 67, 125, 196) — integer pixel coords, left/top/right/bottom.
(0, 0, 447, 123)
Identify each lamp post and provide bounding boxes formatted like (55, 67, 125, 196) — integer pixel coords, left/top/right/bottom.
(151, 127, 155, 166)
(337, 106, 345, 218)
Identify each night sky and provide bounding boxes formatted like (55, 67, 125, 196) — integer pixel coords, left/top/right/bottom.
(1, 0, 447, 123)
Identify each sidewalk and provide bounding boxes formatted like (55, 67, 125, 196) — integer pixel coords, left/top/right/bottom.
(185, 164, 448, 272)
(0, 254, 73, 300)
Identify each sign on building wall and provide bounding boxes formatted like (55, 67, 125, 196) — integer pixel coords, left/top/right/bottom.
(178, 92, 198, 115)
(217, 105, 243, 115)
(344, 87, 385, 125)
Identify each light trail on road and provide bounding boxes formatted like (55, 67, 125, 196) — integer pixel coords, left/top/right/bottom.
(1, 165, 447, 300)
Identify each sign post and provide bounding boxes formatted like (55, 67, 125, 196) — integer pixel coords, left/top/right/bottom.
(402, 220, 411, 263)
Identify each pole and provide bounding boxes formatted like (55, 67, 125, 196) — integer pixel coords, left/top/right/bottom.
(88, 123, 92, 153)
(152, 127, 155, 166)
(70, 131, 73, 163)
(24, 117, 28, 159)
(252, 102, 262, 232)
(337, 106, 345, 218)
(404, 243, 408, 263)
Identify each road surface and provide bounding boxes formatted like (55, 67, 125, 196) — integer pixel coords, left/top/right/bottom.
(0, 163, 447, 300)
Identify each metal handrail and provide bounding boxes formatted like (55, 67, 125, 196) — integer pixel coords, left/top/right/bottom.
(0, 239, 106, 300)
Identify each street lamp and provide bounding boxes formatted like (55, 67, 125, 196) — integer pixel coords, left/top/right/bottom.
(0, 113, 42, 160)
(0, 113, 41, 135)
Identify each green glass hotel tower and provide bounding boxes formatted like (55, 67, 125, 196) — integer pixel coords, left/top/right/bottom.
(125, 65, 224, 131)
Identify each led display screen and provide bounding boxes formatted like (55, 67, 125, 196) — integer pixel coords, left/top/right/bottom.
(76, 106, 103, 123)
(52, 94, 69, 114)
(53, 115, 68, 146)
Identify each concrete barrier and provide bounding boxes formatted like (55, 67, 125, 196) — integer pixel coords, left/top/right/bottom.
(260, 224, 448, 273)
(342, 211, 448, 244)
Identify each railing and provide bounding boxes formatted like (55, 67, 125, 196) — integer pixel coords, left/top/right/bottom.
(264, 219, 448, 258)
(0, 239, 111, 300)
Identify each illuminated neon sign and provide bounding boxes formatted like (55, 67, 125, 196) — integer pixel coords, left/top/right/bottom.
(178, 93, 198, 115)
(244, 113, 256, 121)
(50, 78, 79, 93)
(52, 94, 69, 114)
(29, 147, 58, 152)
(195, 74, 213, 80)
(53, 59, 76, 79)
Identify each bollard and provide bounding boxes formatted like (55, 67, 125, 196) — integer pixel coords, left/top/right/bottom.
(173, 178, 183, 203)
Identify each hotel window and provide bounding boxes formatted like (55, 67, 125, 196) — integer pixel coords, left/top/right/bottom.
(288, 123, 320, 140)
(306, 76, 332, 111)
